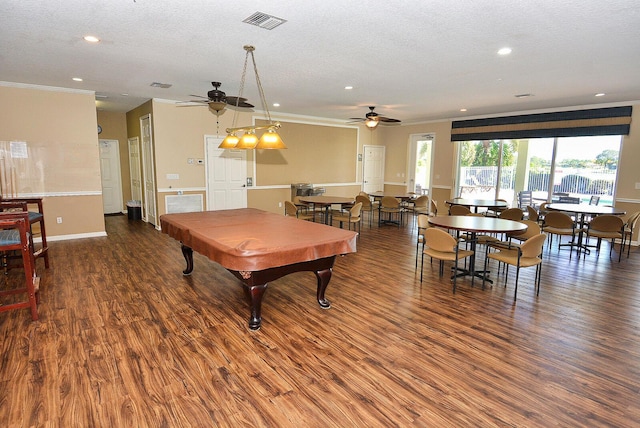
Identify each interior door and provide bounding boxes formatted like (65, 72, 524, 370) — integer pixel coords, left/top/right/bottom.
(98, 139, 123, 214)
(362, 145, 385, 193)
(205, 136, 247, 210)
(128, 137, 143, 210)
(140, 114, 157, 226)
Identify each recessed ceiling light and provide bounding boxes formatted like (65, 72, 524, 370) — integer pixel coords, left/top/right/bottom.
(460, 108, 467, 112)
(498, 47, 512, 56)
(83, 35, 100, 43)
(272, 103, 280, 107)
(595, 93, 605, 97)
(72, 77, 83, 82)
(344, 86, 353, 90)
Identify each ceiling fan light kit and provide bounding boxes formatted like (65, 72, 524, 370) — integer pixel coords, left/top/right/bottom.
(350, 106, 400, 129)
(219, 45, 286, 150)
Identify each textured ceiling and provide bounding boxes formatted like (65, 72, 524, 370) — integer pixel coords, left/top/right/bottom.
(2, 0, 640, 124)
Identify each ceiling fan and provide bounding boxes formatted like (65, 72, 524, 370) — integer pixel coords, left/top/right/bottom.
(349, 106, 401, 129)
(178, 81, 254, 113)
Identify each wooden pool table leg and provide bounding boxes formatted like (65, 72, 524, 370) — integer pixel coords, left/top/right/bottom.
(315, 267, 332, 309)
(244, 284, 268, 331)
(181, 244, 194, 275)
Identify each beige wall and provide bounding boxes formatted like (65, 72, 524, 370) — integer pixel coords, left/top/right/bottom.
(0, 83, 106, 238)
(3, 82, 638, 243)
(379, 120, 456, 210)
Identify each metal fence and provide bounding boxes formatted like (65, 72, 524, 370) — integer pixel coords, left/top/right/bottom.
(460, 166, 616, 198)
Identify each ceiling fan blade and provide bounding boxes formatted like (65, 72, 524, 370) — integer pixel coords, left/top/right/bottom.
(226, 97, 254, 108)
(378, 117, 401, 123)
(188, 94, 210, 99)
(176, 100, 208, 105)
(348, 117, 366, 121)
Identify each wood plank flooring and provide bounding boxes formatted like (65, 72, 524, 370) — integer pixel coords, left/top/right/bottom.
(1, 213, 639, 427)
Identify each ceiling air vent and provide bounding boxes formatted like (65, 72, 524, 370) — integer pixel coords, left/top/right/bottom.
(243, 12, 287, 30)
(150, 82, 172, 89)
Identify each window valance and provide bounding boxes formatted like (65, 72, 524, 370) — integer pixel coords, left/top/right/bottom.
(451, 106, 632, 141)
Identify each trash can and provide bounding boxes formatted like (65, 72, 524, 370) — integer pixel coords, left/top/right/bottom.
(127, 200, 142, 220)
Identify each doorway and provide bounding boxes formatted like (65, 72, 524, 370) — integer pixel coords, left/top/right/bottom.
(128, 137, 143, 215)
(205, 136, 248, 210)
(140, 114, 158, 226)
(408, 134, 434, 195)
(362, 145, 385, 193)
(98, 139, 124, 214)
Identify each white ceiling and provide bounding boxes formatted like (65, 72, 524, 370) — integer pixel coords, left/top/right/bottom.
(2, 0, 640, 124)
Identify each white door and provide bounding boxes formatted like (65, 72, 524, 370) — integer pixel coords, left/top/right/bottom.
(128, 137, 143, 209)
(408, 134, 434, 194)
(140, 114, 158, 226)
(362, 145, 385, 193)
(99, 139, 123, 214)
(205, 136, 247, 210)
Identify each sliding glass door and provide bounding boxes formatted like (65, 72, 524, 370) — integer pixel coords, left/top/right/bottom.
(457, 136, 622, 206)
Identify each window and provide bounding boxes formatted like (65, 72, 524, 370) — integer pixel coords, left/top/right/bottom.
(456, 136, 622, 207)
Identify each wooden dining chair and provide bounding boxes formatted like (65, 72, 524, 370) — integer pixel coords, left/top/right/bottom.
(542, 211, 577, 258)
(449, 205, 471, 216)
(622, 211, 640, 258)
(284, 200, 315, 221)
(584, 215, 624, 261)
(421, 227, 474, 293)
(482, 233, 546, 301)
(331, 202, 362, 234)
(0, 211, 40, 320)
(0, 197, 49, 268)
(355, 195, 375, 228)
(379, 196, 404, 227)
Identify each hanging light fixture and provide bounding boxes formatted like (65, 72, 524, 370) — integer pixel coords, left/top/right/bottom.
(219, 45, 286, 150)
(365, 118, 379, 129)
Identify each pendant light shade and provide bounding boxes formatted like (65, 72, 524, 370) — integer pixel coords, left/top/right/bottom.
(235, 130, 259, 149)
(256, 129, 287, 149)
(219, 133, 239, 149)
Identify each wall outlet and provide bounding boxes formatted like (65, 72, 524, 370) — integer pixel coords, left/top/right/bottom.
(56, 217, 63, 224)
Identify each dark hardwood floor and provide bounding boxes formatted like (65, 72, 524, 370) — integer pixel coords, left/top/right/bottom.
(1, 213, 639, 427)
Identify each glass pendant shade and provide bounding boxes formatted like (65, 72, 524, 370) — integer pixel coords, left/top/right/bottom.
(219, 134, 239, 149)
(208, 101, 227, 113)
(365, 118, 379, 129)
(256, 129, 286, 149)
(235, 131, 259, 149)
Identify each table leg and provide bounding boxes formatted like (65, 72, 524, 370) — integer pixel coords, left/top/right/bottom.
(229, 256, 338, 330)
(181, 243, 194, 275)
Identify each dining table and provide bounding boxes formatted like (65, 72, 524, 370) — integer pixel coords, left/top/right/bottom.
(445, 198, 509, 214)
(298, 195, 355, 224)
(546, 203, 626, 254)
(428, 215, 527, 284)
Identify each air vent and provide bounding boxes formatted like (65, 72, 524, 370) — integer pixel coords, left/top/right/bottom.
(514, 93, 534, 98)
(150, 82, 172, 89)
(243, 12, 287, 30)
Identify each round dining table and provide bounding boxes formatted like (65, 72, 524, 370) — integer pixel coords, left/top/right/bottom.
(445, 198, 508, 213)
(427, 215, 527, 284)
(298, 195, 355, 224)
(546, 203, 626, 254)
